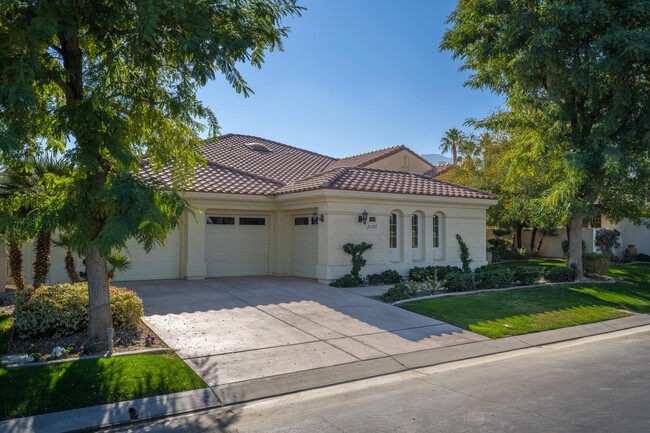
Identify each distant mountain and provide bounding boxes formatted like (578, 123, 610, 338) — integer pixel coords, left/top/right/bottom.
(421, 153, 453, 165)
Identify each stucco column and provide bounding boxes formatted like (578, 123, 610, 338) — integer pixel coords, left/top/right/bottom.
(402, 214, 412, 264)
(424, 215, 433, 263)
(316, 206, 332, 283)
(0, 243, 6, 292)
(183, 209, 206, 280)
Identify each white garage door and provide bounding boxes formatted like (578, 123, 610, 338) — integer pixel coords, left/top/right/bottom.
(292, 216, 318, 279)
(206, 216, 268, 277)
(114, 228, 181, 281)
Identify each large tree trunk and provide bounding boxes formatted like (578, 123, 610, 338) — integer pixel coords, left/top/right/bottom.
(515, 224, 524, 249)
(567, 212, 584, 277)
(85, 247, 112, 341)
(33, 230, 52, 288)
(8, 240, 24, 290)
(530, 226, 538, 254)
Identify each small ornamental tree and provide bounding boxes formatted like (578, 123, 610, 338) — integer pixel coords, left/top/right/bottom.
(0, 1, 303, 340)
(343, 242, 373, 279)
(595, 229, 621, 256)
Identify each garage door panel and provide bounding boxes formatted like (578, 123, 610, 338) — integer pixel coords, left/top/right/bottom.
(292, 217, 318, 279)
(205, 216, 268, 277)
(115, 229, 181, 281)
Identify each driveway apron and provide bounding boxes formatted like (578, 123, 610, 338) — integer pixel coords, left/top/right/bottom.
(124, 277, 488, 389)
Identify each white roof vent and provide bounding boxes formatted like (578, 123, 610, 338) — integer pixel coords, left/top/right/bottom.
(245, 142, 272, 153)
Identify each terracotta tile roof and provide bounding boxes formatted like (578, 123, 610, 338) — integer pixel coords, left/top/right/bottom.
(325, 146, 405, 170)
(140, 134, 496, 200)
(277, 167, 497, 200)
(423, 162, 453, 178)
(200, 134, 335, 183)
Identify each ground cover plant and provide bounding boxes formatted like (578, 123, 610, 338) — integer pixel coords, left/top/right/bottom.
(0, 352, 206, 420)
(0, 313, 12, 355)
(400, 264, 650, 339)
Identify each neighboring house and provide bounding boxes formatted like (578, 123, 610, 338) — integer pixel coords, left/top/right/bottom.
(3, 134, 497, 286)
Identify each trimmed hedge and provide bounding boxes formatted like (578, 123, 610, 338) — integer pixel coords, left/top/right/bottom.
(583, 253, 610, 277)
(475, 268, 514, 290)
(545, 266, 578, 283)
(329, 274, 363, 288)
(367, 270, 402, 285)
(409, 265, 463, 282)
(513, 267, 542, 285)
(14, 283, 143, 339)
(636, 253, 650, 262)
(445, 272, 476, 292)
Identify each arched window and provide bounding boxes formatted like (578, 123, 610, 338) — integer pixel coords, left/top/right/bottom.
(432, 214, 440, 248)
(411, 214, 419, 248)
(389, 213, 398, 249)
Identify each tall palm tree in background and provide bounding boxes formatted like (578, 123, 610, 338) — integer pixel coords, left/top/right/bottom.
(0, 232, 26, 289)
(0, 155, 74, 288)
(440, 128, 464, 164)
(52, 233, 80, 283)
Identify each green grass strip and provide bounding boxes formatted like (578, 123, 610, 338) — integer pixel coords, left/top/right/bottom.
(0, 352, 206, 420)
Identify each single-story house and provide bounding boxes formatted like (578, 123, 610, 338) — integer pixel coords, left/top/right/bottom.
(2, 134, 497, 286)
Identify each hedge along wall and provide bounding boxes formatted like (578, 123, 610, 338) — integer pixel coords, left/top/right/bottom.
(486, 227, 597, 258)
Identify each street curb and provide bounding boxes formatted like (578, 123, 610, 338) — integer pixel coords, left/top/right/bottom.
(211, 314, 650, 406)
(3, 314, 649, 432)
(0, 388, 220, 433)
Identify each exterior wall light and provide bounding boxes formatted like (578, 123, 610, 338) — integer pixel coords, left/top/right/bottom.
(312, 210, 324, 224)
(358, 210, 368, 224)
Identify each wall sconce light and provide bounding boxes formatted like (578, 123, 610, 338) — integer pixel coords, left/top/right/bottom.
(311, 210, 324, 224)
(358, 210, 368, 224)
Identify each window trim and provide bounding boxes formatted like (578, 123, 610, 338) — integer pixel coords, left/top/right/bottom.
(432, 214, 440, 248)
(411, 214, 419, 249)
(389, 213, 398, 249)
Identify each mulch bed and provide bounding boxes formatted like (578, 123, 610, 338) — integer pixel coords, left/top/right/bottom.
(1, 288, 168, 362)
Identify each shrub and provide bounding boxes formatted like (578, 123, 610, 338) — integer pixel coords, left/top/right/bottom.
(329, 274, 363, 288)
(513, 267, 542, 285)
(594, 229, 621, 255)
(545, 266, 578, 283)
(475, 269, 514, 290)
(456, 234, 473, 272)
(14, 283, 143, 339)
(475, 264, 500, 273)
(445, 272, 476, 292)
(582, 253, 610, 277)
(379, 283, 410, 303)
(409, 265, 462, 282)
(367, 270, 402, 285)
(635, 253, 650, 262)
(342, 242, 373, 278)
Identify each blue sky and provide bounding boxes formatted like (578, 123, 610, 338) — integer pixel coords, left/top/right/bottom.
(197, 0, 504, 158)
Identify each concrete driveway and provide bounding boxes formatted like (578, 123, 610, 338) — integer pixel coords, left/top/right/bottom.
(124, 277, 487, 390)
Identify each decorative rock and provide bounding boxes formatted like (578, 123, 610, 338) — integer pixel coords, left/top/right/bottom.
(1, 354, 29, 365)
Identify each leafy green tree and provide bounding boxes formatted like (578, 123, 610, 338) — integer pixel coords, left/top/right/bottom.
(0, 0, 303, 339)
(0, 155, 74, 288)
(441, 0, 650, 277)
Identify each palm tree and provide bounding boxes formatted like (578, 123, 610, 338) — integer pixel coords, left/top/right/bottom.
(0, 155, 74, 288)
(440, 128, 464, 164)
(52, 233, 80, 283)
(107, 251, 131, 282)
(0, 233, 26, 290)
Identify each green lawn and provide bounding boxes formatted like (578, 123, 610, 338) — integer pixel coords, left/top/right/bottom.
(0, 352, 206, 420)
(400, 263, 650, 339)
(0, 313, 12, 355)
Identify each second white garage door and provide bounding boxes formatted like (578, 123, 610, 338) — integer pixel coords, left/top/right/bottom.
(292, 216, 318, 279)
(114, 228, 182, 281)
(205, 215, 269, 277)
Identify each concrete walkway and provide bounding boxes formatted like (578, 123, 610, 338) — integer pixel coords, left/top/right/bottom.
(124, 277, 487, 389)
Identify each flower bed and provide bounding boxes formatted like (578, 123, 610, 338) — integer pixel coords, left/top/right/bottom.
(14, 283, 143, 339)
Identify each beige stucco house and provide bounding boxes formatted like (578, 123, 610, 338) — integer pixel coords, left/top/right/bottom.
(2, 134, 497, 287)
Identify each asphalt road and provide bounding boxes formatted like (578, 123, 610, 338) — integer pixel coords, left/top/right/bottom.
(111, 329, 650, 433)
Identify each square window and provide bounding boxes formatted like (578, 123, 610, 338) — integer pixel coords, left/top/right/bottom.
(207, 216, 234, 225)
(240, 217, 266, 226)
